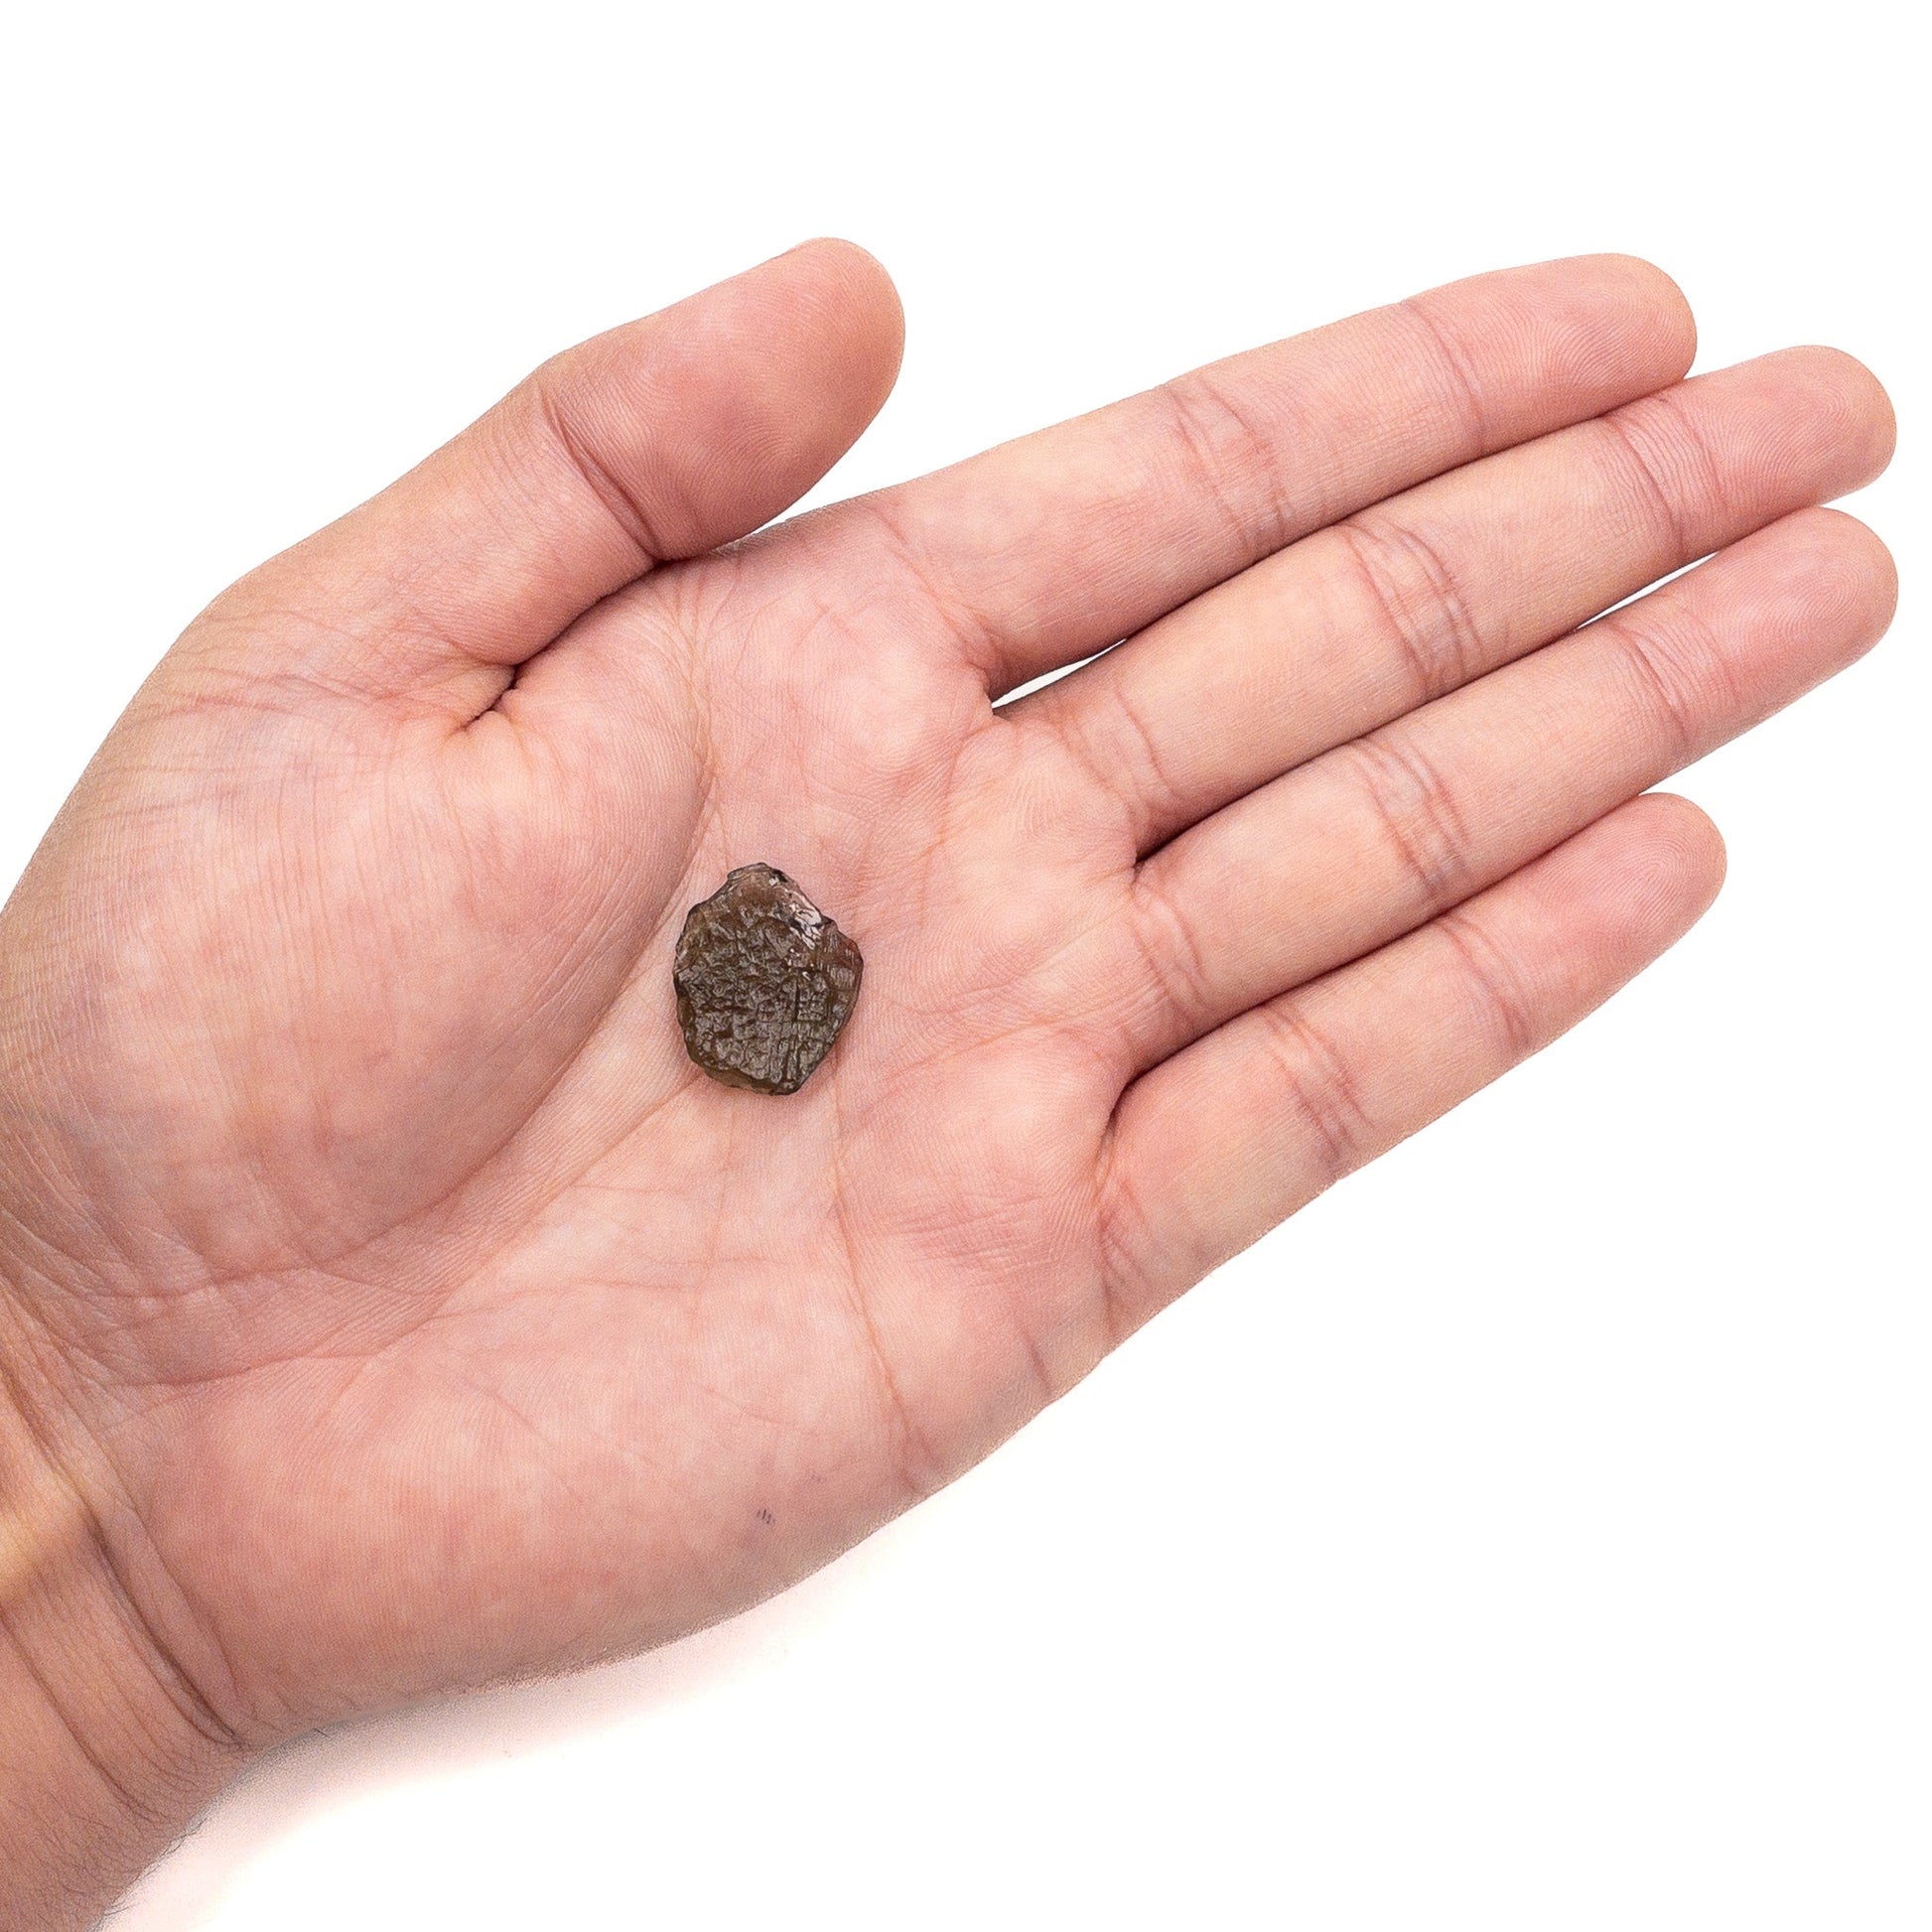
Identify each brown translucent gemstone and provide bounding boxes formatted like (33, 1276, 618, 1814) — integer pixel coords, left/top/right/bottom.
(672, 864, 864, 1095)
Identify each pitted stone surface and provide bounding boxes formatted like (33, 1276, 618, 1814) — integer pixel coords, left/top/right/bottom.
(672, 864, 863, 1095)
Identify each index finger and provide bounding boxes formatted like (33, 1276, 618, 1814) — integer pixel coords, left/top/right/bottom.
(864, 255, 1697, 694)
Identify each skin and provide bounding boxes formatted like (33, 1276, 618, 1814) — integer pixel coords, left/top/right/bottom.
(0, 240, 1896, 1928)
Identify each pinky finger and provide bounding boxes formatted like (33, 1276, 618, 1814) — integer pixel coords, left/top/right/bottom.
(1097, 793, 1726, 1331)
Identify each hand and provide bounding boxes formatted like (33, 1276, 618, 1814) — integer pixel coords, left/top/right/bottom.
(0, 240, 1894, 1924)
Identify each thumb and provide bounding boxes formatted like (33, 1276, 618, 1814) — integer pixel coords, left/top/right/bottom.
(186, 238, 904, 707)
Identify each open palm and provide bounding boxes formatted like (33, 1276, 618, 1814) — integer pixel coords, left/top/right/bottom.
(0, 240, 1894, 1746)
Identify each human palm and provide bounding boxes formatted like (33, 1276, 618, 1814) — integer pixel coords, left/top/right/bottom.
(0, 241, 1894, 1746)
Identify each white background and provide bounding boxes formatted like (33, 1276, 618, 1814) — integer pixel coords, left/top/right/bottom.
(3, 2, 1925, 1926)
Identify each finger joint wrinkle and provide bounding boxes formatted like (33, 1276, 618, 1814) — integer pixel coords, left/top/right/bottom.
(1344, 728, 1478, 911)
(1090, 674, 1190, 850)
(1254, 999, 1379, 1191)
(1158, 367, 1302, 565)
(1129, 861, 1220, 1040)
(1092, 1123, 1178, 1342)
(1597, 401, 1703, 564)
(1603, 610, 1719, 767)
(1435, 907, 1541, 1060)
(1394, 296, 1491, 460)
(1335, 512, 1487, 704)
(529, 373, 667, 567)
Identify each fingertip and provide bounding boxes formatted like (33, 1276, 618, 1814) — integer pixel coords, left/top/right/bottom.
(779, 236, 906, 401)
(1592, 253, 1699, 375)
(1814, 501, 1899, 603)
(1686, 344, 1897, 508)
(1549, 795, 1726, 959)
(1788, 345, 1897, 483)
(1631, 791, 1728, 917)
(792, 237, 903, 320)
(1778, 503, 1900, 650)
(1468, 251, 1699, 418)
(1549, 252, 1698, 381)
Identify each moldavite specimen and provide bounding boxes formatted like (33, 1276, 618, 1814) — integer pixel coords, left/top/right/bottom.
(672, 864, 864, 1095)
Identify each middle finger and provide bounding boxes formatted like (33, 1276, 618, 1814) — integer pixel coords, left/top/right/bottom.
(1018, 346, 1891, 855)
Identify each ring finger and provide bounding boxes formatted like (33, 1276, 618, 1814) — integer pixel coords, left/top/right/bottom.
(1092, 504, 1896, 1068)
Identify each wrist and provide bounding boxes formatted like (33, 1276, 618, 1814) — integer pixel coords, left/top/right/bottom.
(1, 1292, 246, 1930)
